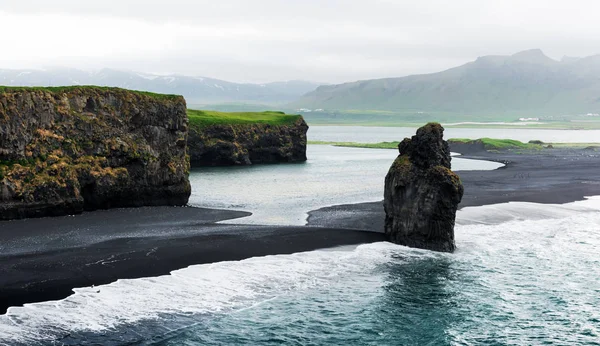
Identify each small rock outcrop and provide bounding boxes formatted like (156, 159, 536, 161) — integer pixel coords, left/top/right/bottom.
(0, 86, 191, 220)
(188, 117, 308, 166)
(384, 123, 464, 252)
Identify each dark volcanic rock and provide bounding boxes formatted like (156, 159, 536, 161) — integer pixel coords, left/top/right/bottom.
(188, 118, 308, 166)
(384, 123, 464, 252)
(0, 87, 191, 220)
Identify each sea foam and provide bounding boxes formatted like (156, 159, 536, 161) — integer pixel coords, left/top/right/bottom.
(2, 197, 600, 345)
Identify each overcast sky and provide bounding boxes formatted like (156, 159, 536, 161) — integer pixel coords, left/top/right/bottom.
(1, 0, 600, 83)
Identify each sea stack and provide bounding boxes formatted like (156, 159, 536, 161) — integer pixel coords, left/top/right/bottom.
(383, 123, 463, 252)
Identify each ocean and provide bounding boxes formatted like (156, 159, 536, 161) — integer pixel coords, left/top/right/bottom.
(1, 126, 599, 345)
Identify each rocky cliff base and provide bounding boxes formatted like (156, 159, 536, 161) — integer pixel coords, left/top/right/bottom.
(384, 123, 464, 252)
(0, 86, 191, 220)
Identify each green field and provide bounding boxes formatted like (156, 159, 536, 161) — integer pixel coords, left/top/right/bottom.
(449, 138, 541, 150)
(309, 139, 600, 151)
(299, 110, 600, 129)
(187, 109, 302, 128)
(188, 102, 600, 129)
(308, 141, 400, 149)
(188, 103, 278, 113)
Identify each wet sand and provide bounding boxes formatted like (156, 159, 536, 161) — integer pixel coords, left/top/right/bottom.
(0, 207, 384, 314)
(3, 147, 600, 313)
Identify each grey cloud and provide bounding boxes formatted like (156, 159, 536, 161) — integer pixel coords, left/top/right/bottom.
(2, 0, 600, 83)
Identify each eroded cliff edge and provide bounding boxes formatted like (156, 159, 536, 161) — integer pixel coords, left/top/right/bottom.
(187, 110, 308, 166)
(0, 86, 191, 220)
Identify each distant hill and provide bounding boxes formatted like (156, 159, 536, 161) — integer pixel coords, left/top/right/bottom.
(292, 49, 600, 116)
(0, 68, 322, 105)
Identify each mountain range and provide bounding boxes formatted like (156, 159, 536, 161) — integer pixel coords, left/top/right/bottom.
(0, 68, 322, 105)
(4, 50, 600, 117)
(293, 49, 600, 116)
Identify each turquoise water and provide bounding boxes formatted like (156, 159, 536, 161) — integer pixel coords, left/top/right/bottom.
(2, 198, 600, 345)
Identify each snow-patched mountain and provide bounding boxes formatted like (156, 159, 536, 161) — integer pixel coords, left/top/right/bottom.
(0, 68, 322, 105)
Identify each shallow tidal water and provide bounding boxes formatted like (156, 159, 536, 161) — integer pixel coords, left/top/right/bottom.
(188, 145, 502, 225)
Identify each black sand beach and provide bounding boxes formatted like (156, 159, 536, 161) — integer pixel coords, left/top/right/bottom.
(0, 207, 385, 314)
(2, 147, 600, 313)
(307, 148, 600, 229)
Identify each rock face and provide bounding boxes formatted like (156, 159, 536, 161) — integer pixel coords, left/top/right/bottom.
(0, 86, 191, 220)
(188, 118, 308, 166)
(383, 123, 464, 252)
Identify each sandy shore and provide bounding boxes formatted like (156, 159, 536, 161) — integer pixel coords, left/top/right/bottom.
(2, 147, 600, 313)
(307, 147, 600, 230)
(0, 207, 384, 314)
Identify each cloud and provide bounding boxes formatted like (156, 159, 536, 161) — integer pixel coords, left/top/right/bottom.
(1, 0, 600, 83)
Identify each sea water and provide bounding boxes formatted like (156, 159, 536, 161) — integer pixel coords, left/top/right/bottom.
(1, 197, 599, 345)
(188, 145, 502, 225)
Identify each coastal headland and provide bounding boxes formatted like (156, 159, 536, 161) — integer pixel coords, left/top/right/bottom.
(187, 110, 308, 166)
(0, 87, 309, 220)
(0, 86, 191, 220)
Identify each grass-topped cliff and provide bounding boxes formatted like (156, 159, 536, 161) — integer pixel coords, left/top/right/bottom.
(0, 85, 181, 101)
(0, 86, 190, 220)
(187, 109, 308, 166)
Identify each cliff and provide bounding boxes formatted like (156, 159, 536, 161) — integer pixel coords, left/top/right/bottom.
(384, 123, 464, 252)
(187, 110, 308, 166)
(0, 86, 191, 220)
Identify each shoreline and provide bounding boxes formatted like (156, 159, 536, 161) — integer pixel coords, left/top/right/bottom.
(0, 207, 384, 314)
(307, 147, 600, 230)
(3, 147, 600, 313)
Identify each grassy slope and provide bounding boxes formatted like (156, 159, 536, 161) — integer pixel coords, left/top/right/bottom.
(187, 109, 301, 128)
(0, 85, 181, 101)
(308, 141, 401, 149)
(449, 138, 540, 150)
(299, 111, 600, 130)
(309, 138, 600, 150)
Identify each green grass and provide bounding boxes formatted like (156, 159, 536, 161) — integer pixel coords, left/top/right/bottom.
(0, 85, 182, 101)
(544, 142, 600, 148)
(308, 141, 399, 149)
(187, 109, 301, 128)
(309, 138, 600, 151)
(190, 103, 281, 113)
(448, 138, 540, 150)
(295, 109, 600, 129)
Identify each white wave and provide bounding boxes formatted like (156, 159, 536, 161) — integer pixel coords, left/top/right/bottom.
(0, 242, 399, 344)
(457, 195, 600, 226)
(2, 197, 600, 344)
